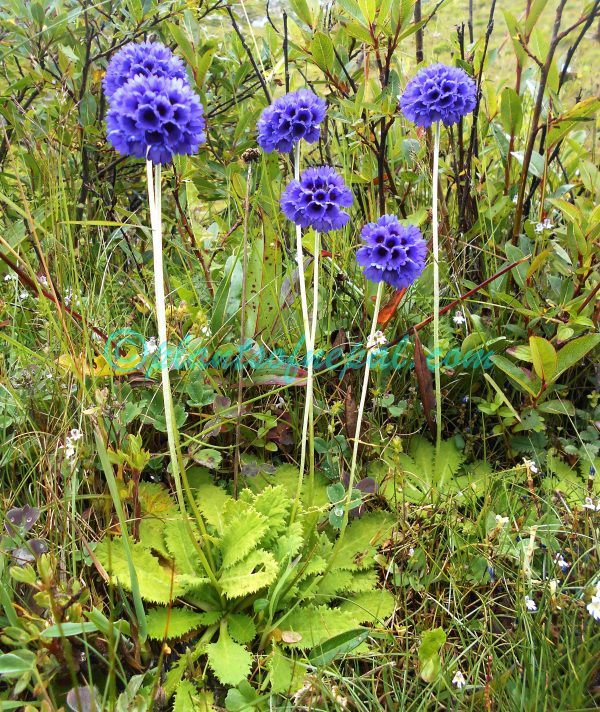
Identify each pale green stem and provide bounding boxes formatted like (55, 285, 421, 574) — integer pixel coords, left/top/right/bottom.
(432, 121, 442, 454)
(146, 160, 219, 589)
(306, 229, 320, 507)
(291, 141, 312, 522)
(330, 280, 384, 562)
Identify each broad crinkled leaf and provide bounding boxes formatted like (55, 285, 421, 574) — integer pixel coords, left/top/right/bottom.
(339, 589, 396, 624)
(241, 485, 290, 544)
(219, 549, 278, 599)
(137, 482, 178, 516)
(146, 607, 221, 640)
(194, 482, 231, 534)
(95, 538, 183, 604)
(220, 507, 268, 569)
(227, 613, 256, 644)
(205, 629, 253, 686)
(434, 439, 464, 490)
(164, 519, 202, 576)
(331, 512, 394, 571)
(279, 605, 361, 649)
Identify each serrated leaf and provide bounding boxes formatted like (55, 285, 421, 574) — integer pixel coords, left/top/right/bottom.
(220, 508, 268, 568)
(164, 519, 202, 576)
(268, 645, 299, 694)
(137, 482, 178, 516)
(331, 512, 394, 571)
(228, 613, 256, 644)
(195, 482, 230, 534)
(339, 589, 396, 624)
(205, 628, 253, 686)
(95, 538, 183, 604)
(280, 605, 360, 649)
(241, 485, 290, 545)
(220, 550, 278, 599)
(146, 607, 220, 640)
(173, 679, 204, 711)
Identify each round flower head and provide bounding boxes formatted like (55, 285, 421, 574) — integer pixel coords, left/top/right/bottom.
(257, 89, 327, 153)
(106, 74, 206, 164)
(281, 166, 353, 233)
(399, 63, 476, 128)
(103, 41, 188, 99)
(356, 215, 427, 289)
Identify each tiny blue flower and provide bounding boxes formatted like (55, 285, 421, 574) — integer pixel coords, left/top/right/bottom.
(106, 74, 206, 164)
(103, 41, 189, 99)
(280, 166, 352, 232)
(355, 215, 427, 290)
(257, 89, 327, 153)
(590, 465, 596, 477)
(399, 63, 477, 128)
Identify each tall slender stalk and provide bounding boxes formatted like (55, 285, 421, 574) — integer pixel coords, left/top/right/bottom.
(234, 162, 253, 499)
(331, 280, 384, 558)
(291, 142, 313, 522)
(306, 229, 320, 506)
(145, 160, 219, 589)
(432, 121, 442, 454)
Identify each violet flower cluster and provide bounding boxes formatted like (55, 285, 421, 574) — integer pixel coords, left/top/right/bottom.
(399, 63, 476, 128)
(257, 89, 326, 153)
(281, 166, 353, 233)
(104, 41, 205, 164)
(355, 215, 427, 289)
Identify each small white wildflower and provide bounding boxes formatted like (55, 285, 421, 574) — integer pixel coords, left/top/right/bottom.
(523, 458, 538, 474)
(367, 330, 387, 351)
(3, 273, 17, 282)
(535, 218, 554, 233)
(69, 428, 83, 442)
(525, 595, 537, 612)
(145, 336, 158, 354)
(63, 439, 76, 461)
(18, 290, 28, 301)
(554, 553, 569, 571)
(495, 514, 509, 527)
(38, 275, 48, 286)
(512, 195, 518, 204)
(408, 547, 415, 557)
(453, 311, 467, 325)
(583, 497, 600, 511)
(200, 324, 212, 337)
(587, 595, 600, 621)
(452, 670, 467, 689)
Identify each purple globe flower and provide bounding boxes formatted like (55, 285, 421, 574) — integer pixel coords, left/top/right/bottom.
(257, 89, 327, 153)
(399, 63, 476, 128)
(356, 216, 427, 290)
(103, 41, 189, 99)
(106, 74, 206, 165)
(281, 166, 353, 233)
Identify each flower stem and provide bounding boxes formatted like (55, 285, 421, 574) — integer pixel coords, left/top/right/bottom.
(146, 160, 219, 590)
(432, 120, 442, 454)
(291, 141, 312, 522)
(331, 280, 384, 557)
(233, 162, 253, 499)
(306, 229, 320, 508)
